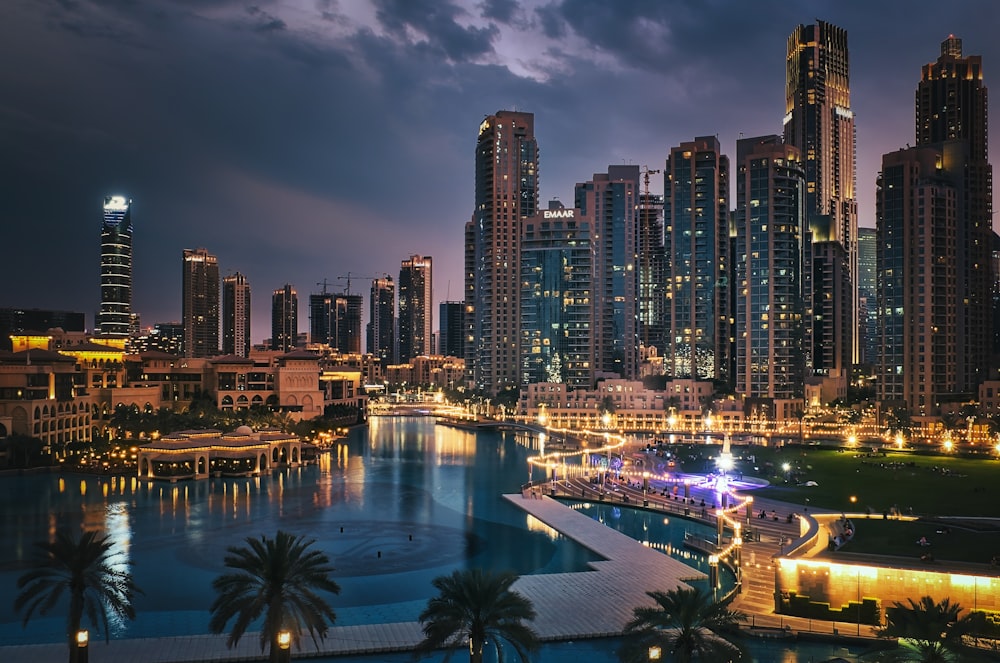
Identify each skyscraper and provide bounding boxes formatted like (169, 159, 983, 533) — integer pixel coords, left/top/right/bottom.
(785, 20, 857, 390)
(369, 276, 395, 362)
(438, 301, 464, 359)
(271, 284, 298, 352)
(222, 272, 251, 357)
(916, 35, 993, 391)
(519, 203, 593, 388)
(310, 291, 361, 354)
(637, 185, 666, 359)
(663, 136, 731, 383)
(857, 227, 877, 367)
(575, 165, 640, 379)
(98, 195, 132, 337)
(398, 255, 432, 362)
(734, 136, 806, 406)
(877, 143, 966, 414)
(466, 111, 538, 394)
(182, 248, 219, 358)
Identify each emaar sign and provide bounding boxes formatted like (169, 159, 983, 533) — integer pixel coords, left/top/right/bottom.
(543, 209, 575, 219)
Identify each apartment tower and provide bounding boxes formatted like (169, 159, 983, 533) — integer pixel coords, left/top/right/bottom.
(181, 248, 219, 358)
(785, 20, 857, 397)
(368, 276, 395, 362)
(663, 137, 731, 383)
(398, 255, 432, 362)
(466, 111, 538, 394)
(222, 272, 251, 357)
(271, 284, 298, 353)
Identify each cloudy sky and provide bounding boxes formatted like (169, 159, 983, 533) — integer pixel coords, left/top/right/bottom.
(3, 0, 999, 346)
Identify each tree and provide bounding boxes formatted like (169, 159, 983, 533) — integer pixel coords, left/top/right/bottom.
(618, 586, 747, 663)
(14, 530, 142, 662)
(416, 568, 539, 663)
(209, 530, 340, 662)
(864, 595, 986, 662)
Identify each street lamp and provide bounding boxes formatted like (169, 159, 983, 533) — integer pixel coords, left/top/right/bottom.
(277, 629, 292, 663)
(74, 629, 89, 663)
(648, 645, 662, 660)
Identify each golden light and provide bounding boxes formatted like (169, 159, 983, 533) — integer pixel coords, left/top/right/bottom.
(76, 630, 89, 646)
(895, 433, 903, 448)
(277, 630, 291, 650)
(847, 433, 857, 446)
(850, 495, 857, 504)
(943, 440, 953, 452)
(648, 645, 662, 660)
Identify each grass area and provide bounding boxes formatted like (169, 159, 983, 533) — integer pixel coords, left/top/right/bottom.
(728, 445, 999, 518)
(833, 516, 1000, 565)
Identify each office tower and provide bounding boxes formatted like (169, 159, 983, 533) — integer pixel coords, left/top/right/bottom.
(916, 35, 993, 390)
(520, 203, 593, 388)
(398, 255, 432, 362)
(271, 284, 298, 352)
(98, 195, 133, 337)
(222, 272, 251, 357)
(368, 276, 395, 362)
(877, 143, 967, 414)
(310, 291, 361, 353)
(181, 248, 219, 358)
(438, 301, 464, 358)
(734, 136, 806, 403)
(466, 111, 538, 394)
(637, 185, 666, 359)
(857, 227, 877, 367)
(575, 165, 640, 379)
(663, 137, 731, 383)
(785, 20, 858, 387)
(340, 294, 362, 354)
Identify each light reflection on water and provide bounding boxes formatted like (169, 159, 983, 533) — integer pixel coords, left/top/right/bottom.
(0, 418, 874, 661)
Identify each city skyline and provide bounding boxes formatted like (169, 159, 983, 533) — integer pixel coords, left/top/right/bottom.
(3, 1, 1000, 345)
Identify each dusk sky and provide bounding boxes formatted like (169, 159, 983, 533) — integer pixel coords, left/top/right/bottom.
(3, 0, 999, 347)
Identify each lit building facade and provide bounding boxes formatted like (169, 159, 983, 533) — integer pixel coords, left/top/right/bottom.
(182, 248, 219, 358)
(663, 136, 731, 383)
(310, 292, 361, 354)
(368, 276, 395, 363)
(637, 190, 666, 359)
(99, 195, 133, 337)
(270, 284, 298, 353)
(575, 166, 639, 379)
(916, 35, 993, 393)
(519, 204, 593, 388)
(785, 20, 858, 380)
(398, 255, 432, 362)
(222, 272, 251, 357)
(734, 136, 806, 403)
(467, 111, 538, 395)
(857, 227, 878, 367)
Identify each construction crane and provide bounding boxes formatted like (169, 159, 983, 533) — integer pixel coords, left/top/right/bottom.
(316, 278, 335, 295)
(336, 273, 385, 296)
(641, 165, 661, 199)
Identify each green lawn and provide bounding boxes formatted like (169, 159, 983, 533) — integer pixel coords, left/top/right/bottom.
(730, 445, 999, 518)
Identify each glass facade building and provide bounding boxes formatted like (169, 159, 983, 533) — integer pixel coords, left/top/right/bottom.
(368, 277, 395, 362)
(99, 195, 132, 337)
(519, 206, 593, 388)
(222, 272, 251, 357)
(398, 255, 432, 362)
(663, 137, 731, 383)
(270, 284, 298, 353)
(181, 248, 219, 358)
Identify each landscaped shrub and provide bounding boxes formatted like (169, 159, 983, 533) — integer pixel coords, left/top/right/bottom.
(779, 591, 880, 625)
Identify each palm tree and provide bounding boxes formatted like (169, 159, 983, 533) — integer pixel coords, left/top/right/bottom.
(209, 530, 340, 662)
(618, 586, 747, 663)
(14, 530, 142, 662)
(864, 595, 986, 662)
(415, 568, 539, 663)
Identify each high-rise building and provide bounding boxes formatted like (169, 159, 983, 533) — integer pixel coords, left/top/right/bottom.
(857, 227, 877, 367)
(734, 136, 806, 406)
(98, 195, 132, 337)
(398, 255, 432, 362)
(182, 248, 219, 358)
(271, 284, 298, 352)
(466, 111, 538, 394)
(663, 137, 731, 383)
(916, 35, 993, 391)
(222, 272, 251, 357)
(369, 276, 395, 362)
(637, 187, 666, 360)
(785, 20, 857, 389)
(877, 143, 966, 414)
(310, 291, 361, 354)
(575, 165, 640, 379)
(438, 301, 464, 359)
(519, 203, 593, 388)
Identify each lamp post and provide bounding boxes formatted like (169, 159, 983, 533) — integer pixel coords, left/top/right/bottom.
(277, 629, 292, 663)
(74, 629, 89, 663)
